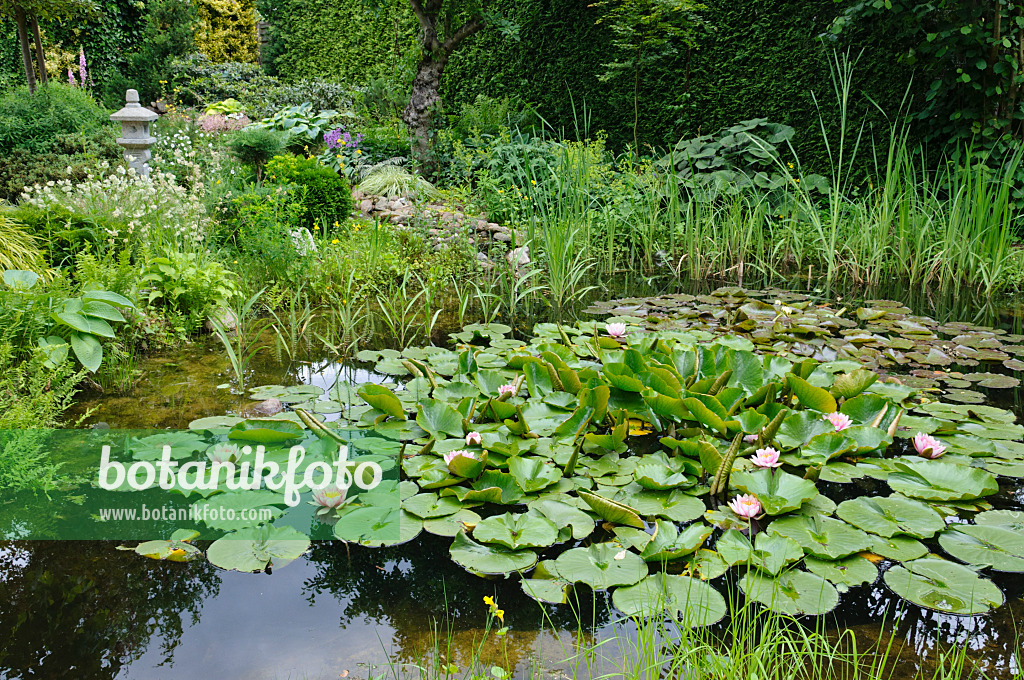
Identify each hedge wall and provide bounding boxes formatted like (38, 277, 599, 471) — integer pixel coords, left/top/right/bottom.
(258, 0, 418, 82)
(263, 0, 918, 163)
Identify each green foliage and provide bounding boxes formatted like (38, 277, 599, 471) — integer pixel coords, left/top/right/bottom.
(448, 94, 539, 139)
(204, 98, 245, 115)
(356, 165, 436, 199)
(265, 154, 354, 227)
(6, 203, 125, 268)
(217, 183, 307, 283)
(0, 214, 50, 274)
(0, 83, 110, 155)
(194, 0, 257, 64)
(226, 127, 286, 178)
(0, 127, 121, 202)
(257, 0, 418, 83)
(141, 250, 239, 333)
(127, 0, 199, 104)
(250, 102, 350, 152)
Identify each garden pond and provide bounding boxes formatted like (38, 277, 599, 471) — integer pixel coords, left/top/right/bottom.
(3, 279, 1024, 680)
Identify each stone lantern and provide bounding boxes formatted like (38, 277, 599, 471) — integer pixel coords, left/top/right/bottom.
(110, 89, 158, 177)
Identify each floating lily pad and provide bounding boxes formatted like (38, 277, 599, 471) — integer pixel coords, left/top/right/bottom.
(883, 558, 1003, 614)
(448, 530, 537, 575)
(554, 543, 648, 590)
(473, 511, 560, 550)
(886, 461, 999, 502)
(767, 515, 872, 560)
(939, 524, 1024, 572)
(207, 525, 309, 572)
(804, 555, 877, 592)
(836, 496, 945, 539)
(612, 573, 727, 625)
(738, 569, 839, 616)
(422, 509, 482, 537)
(730, 469, 819, 516)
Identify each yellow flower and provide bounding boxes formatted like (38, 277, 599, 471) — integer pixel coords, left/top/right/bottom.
(494, 609, 505, 623)
(215, 179, 221, 184)
(233, 260, 238, 264)
(331, 238, 339, 244)
(313, 224, 320, 230)
(530, 179, 536, 185)
(483, 596, 495, 607)
(356, 149, 362, 154)
(333, 221, 340, 228)
(787, 162, 794, 169)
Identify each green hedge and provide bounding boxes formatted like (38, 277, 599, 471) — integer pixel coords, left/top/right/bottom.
(441, 0, 919, 162)
(258, 0, 418, 83)
(262, 0, 918, 164)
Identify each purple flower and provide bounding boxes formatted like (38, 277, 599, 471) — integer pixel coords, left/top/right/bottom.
(78, 48, 88, 87)
(324, 128, 343, 149)
(68, 68, 76, 87)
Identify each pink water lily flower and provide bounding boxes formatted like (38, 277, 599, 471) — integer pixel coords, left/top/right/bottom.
(444, 449, 477, 465)
(207, 442, 241, 464)
(825, 412, 852, 431)
(312, 485, 347, 509)
(751, 447, 782, 469)
(606, 322, 627, 339)
(499, 383, 517, 396)
(913, 432, 946, 459)
(465, 431, 482, 446)
(743, 433, 760, 443)
(729, 494, 762, 519)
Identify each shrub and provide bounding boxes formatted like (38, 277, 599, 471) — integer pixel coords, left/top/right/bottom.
(265, 154, 354, 227)
(0, 128, 122, 202)
(141, 250, 239, 332)
(218, 183, 308, 282)
(0, 84, 111, 155)
(227, 127, 286, 179)
(195, 0, 258, 64)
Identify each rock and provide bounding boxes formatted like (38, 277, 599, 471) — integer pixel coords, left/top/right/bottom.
(432, 243, 446, 252)
(486, 223, 504, 232)
(476, 220, 489, 231)
(390, 214, 408, 225)
(441, 212, 454, 222)
(476, 252, 490, 262)
(205, 307, 238, 333)
(249, 398, 284, 417)
(90, 421, 110, 429)
(352, 188, 363, 200)
(374, 199, 389, 211)
(508, 246, 531, 268)
(494, 232, 512, 243)
(359, 199, 374, 213)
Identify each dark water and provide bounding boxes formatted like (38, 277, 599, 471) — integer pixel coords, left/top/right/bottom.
(3, 275, 1024, 680)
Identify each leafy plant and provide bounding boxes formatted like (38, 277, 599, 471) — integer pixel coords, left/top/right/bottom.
(226, 127, 287, 180)
(141, 251, 239, 333)
(264, 154, 354, 227)
(204, 98, 246, 115)
(249, 102, 350, 151)
(208, 288, 268, 393)
(357, 165, 438, 199)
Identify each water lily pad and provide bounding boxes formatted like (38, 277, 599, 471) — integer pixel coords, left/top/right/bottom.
(619, 487, 706, 523)
(730, 469, 819, 516)
(883, 558, 1003, 614)
(207, 525, 310, 572)
(473, 511, 560, 550)
(974, 510, 1024, 531)
(509, 456, 562, 493)
(767, 515, 872, 560)
(886, 461, 998, 502)
(939, 524, 1024, 572)
(528, 499, 596, 540)
(448, 530, 537, 575)
(402, 493, 464, 519)
(554, 543, 648, 590)
(356, 510, 423, 547)
(423, 509, 482, 536)
(804, 555, 877, 592)
(640, 520, 713, 562)
(738, 569, 839, 616)
(228, 418, 305, 443)
(868, 535, 928, 561)
(578, 490, 645, 528)
(612, 573, 727, 625)
(522, 578, 571, 604)
(836, 496, 945, 539)
(189, 415, 244, 430)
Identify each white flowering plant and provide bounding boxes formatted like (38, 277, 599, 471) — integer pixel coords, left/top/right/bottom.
(20, 163, 209, 253)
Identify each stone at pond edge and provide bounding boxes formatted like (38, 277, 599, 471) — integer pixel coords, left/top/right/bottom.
(245, 398, 284, 417)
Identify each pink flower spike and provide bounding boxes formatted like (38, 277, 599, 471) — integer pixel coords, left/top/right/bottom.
(825, 412, 852, 431)
(465, 431, 482, 446)
(499, 383, 516, 396)
(729, 494, 762, 519)
(751, 447, 782, 469)
(444, 449, 477, 465)
(606, 322, 627, 339)
(913, 432, 946, 459)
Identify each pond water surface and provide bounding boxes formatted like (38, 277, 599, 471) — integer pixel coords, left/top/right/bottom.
(3, 277, 1024, 680)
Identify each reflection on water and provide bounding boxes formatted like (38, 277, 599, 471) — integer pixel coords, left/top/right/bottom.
(6, 275, 1024, 679)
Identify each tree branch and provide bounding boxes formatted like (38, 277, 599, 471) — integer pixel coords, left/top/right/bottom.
(442, 14, 485, 53)
(407, 0, 441, 52)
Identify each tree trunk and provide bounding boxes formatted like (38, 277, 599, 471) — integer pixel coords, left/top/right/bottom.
(402, 54, 448, 169)
(30, 15, 48, 86)
(14, 7, 36, 93)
